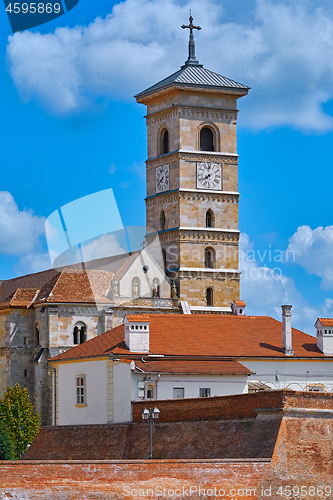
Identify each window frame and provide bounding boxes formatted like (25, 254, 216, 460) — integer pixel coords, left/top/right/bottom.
(206, 287, 214, 306)
(199, 388, 211, 398)
(173, 387, 185, 399)
(76, 374, 87, 407)
(204, 247, 215, 269)
(306, 383, 326, 393)
(73, 322, 86, 345)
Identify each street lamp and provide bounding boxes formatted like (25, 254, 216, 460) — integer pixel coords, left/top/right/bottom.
(141, 406, 160, 459)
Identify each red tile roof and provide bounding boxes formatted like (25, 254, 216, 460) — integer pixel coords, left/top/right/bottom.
(234, 300, 246, 307)
(317, 318, 333, 327)
(50, 313, 325, 362)
(134, 359, 252, 375)
(0, 251, 142, 309)
(126, 315, 150, 322)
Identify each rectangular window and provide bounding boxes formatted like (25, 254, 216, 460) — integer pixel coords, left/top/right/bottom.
(199, 388, 211, 398)
(307, 384, 325, 392)
(23, 337, 27, 346)
(173, 388, 184, 399)
(76, 376, 86, 404)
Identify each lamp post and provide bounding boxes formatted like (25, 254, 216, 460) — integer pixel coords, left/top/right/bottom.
(141, 406, 160, 459)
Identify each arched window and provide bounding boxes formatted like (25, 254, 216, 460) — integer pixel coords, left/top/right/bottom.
(73, 322, 86, 345)
(204, 248, 215, 269)
(162, 129, 169, 154)
(132, 277, 140, 297)
(145, 382, 155, 399)
(206, 210, 214, 228)
(76, 375, 86, 405)
(160, 211, 166, 231)
(152, 278, 160, 297)
(162, 249, 167, 271)
(200, 127, 214, 151)
(206, 288, 213, 306)
(35, 324, 40, 346)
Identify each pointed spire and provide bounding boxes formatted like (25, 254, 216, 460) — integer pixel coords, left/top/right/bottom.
(181, 10, 203, 68)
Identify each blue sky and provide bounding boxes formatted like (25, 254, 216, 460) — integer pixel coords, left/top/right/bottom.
(1, 0, 333, 333)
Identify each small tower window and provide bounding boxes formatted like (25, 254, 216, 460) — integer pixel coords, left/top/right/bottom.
(160, 211, 166, 231)
(204, 248, 215, 269)
(162, 129, 169, 154)
(200, 127, 214, 151)
(206, 210, 214, 228)
(132, 277, 140, 297)
(152, 278, 160, 297)
(35, 324, 40, 346)
(206, 288, 213, 306)
(73, 323, 86, 345)
(162, 249, 167, 271)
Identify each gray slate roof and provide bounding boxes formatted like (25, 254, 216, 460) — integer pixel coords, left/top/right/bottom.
(135, 65, 249, 99)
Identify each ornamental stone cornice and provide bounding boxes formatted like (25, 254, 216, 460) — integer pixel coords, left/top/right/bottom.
(169, 268, 240, 281)
(146, 150, 238, 167)
(146, 105, 238, 125)
(153, 228, 239, 243)
(145, 190, 239, 205)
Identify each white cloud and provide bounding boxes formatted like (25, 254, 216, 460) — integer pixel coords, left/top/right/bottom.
(6, 0, 333, 130)
(239, 233, 333, 334)
(287, 225, 333, 290)
(0, 191, 45, 255)
(79, 234, 126, 262)
(14, 251, 52, 276)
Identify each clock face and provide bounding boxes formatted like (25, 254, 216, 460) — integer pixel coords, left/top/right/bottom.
(156, 164, 170, 193)
(197, 162, 222, 190)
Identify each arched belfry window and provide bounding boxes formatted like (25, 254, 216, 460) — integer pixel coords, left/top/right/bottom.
(200, 127, 214, 151)
(204, 248, 215, 269)
(206, 288, 213, 306)
(73, 322, 86, 345)
(160, 211, 166, 231)
(162, 129, 169, 154)
(132, 277, 140, 297)
(206, 210, 214, 228)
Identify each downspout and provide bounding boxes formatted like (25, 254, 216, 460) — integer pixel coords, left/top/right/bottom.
(48, 367, 57, 426)
(156, 373, 160, 399)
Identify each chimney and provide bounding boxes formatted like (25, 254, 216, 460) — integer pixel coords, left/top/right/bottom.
(231, 300, 246, 315)
(282, 305, 294, 356)
(124, 315, 150, 353)
(315, 319, 333, 355)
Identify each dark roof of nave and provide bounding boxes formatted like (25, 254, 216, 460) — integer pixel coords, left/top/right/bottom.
(0, 251, 140, 309)
(135, 65, 250, 99)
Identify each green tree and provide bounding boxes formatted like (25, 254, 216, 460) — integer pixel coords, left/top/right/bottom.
(0, 425, 15, 460)
(0, 383, 40, 459)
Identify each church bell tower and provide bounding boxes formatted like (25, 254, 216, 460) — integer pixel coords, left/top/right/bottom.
(135, 15, 250, 312)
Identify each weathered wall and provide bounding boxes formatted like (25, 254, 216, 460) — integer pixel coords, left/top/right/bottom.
(0, 460, 271, 500)
(132, 389, 296, 422)
(2, 391, 333, 499)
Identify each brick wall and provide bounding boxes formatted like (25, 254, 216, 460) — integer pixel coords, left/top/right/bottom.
(2, 390, 333, 498)
(132, 389, 296, 422)
(0, 460, 271, 499)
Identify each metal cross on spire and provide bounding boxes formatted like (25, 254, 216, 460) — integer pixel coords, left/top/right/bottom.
(181, 10, 202, 67)
(181, 10, 201, 35)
